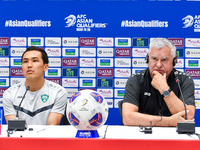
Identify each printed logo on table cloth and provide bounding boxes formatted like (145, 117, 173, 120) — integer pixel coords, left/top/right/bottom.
(41, 94, 49, 103)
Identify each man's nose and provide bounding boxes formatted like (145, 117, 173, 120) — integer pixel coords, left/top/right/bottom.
(28, 61, 32, 67)
(156, 60, 162, 68)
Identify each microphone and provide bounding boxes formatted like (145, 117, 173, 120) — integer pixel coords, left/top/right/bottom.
(175, 78, 195, 134)
(8, 86, 30, 131)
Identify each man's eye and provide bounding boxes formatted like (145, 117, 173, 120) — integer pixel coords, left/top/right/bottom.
(23, 61, 28, 63)
(33, 60, 38, 62)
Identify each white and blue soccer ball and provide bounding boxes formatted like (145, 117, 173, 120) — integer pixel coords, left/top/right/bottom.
(66, 90, 108, 130)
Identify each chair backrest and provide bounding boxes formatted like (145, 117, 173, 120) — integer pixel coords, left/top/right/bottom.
(118, 100, 124, 125)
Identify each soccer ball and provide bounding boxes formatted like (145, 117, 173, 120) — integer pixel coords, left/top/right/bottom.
(66, 90, 108, 130)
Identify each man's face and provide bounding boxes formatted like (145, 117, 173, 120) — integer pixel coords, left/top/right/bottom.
(148, 46, 174, 79)
(22, 50, 48, 81)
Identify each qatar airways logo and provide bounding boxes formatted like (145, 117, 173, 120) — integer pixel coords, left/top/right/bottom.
(168, 38, 184, 47)
(132, 48, 148, 57)
(0, 58, 9, 66)
(11, 37, 26, 46)
(0, 88, 7, 96)
(46, 78, 61, 85)
(115, 48, 131, 57)
(80, 58, 95, 67)
(11, 68, 23, 76)
(62, 78, 78, 87)
(80, 38, 96, 46)
(63, 58, 78, 67)
(115, 69, 130, 77)
(97, 69, 113, 77)
(97, 38, 113, 47)
(185, 38, 200, 47)
(185, 69, 200, 78)
(45, 48, 61, 56)
(97, 89, 113, 98)
(0, 37, 9, 46)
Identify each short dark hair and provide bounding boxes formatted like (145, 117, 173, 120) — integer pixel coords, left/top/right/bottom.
(21, 46, 49, 64)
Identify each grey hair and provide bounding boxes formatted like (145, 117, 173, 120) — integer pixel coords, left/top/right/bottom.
(149, 38, 176, 58)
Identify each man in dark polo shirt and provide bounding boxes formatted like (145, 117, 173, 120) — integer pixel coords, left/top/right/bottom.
(122, 38, 195, 127)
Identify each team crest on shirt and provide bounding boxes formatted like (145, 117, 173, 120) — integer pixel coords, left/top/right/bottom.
(41, 94, 49, 103)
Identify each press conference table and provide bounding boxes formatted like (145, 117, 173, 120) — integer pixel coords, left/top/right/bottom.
(0, 125, 200, 150)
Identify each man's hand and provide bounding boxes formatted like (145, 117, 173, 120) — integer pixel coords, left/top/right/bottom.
(169, 110, 194, 126)
(151, 71, 169, 95)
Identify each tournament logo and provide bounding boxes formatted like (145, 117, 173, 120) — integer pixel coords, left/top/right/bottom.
(115, 69, 130, 77)
(185, 38, 200, 47)
(97, 38, 113, 47)
(41, 94, 49, 103)
(97, 89, 113, 98)
(80, 58, 96, 67)
(182, 15, 200, 32)
(45, 48, 61, 56)
(64, 14, 107, 31)
(132, 48, 148, 57)
(62, 78, 78, 87)
(11, 37, 26, 46)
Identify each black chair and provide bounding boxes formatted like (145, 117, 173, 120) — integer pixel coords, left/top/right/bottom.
(118, 100, 124, 125)
(63, 104, 69, 125)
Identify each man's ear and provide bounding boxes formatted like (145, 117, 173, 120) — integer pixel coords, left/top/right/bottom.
(44, 64, 49, 72)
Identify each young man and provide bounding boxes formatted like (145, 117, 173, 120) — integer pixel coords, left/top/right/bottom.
(122, 38, 195, 127)
(3, 46, 68, 125)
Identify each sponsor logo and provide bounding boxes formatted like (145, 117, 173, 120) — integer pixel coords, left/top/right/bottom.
(62, 58, 78, 67)
(106, 99, 113, 108)
(10, 48, 26, 56)
(0, 68, 9, 76)
(174, 59, 184, 68)
(66, 88, 79, 97)
(5, 19, 51, 27)
(97, 48, 113, 57)
(62, 78, 78, 87)
(115, 38, 131, 47)
(11, 68, 23, 76)
(115, 89, 125, 97)
(97, 38, 113, 47)
(0, 37, 9, 46)
(31, 39, 41, 45)
(114, 79, 127, 87)
(132, 38, 149, 47)
(0, 58, 9, 66)
(115, 58, 131, 67)
(0, 48, 9, 56)
(188, 60, 198, 67)
(80, 48, 96, 57)
(132, 69, 143, 74)
(11, 78, 25, 86)
(132, 58, 148, 67)
(80, 78, 95, 87)
(64, 14, 107, 31)
(195, 90, 200, 99)
(80, 58, 96, 67)
(80, 68, 96, 77)
(185, 69, 200, 78)
(194, 79, 200, 88)
(121, 20, 168, 28)
(115, 48, 131, 57)
(97, 89, 113, 98)
(97, 68, 113, 77)
(176, 48, 184, 57)
(132, 48, 148, 57)
(185, 38, 200, 47)
(97, 79, 113, 88)
(49, 58, 61, 67)
(0, 79, 6, 85)
(80, 38, 96, 46)
(45, 37, 61, 46)
(114, 99, 123, 108)
(63, 68, 78, 77)
(45, 48, 61, 56)
(63, 37, 79, 46)
(11, 37, 26, 46)
(185, 49, 200, 57)
(182, 15, 200, 32)
(12, 58, 22, 66)
(168, 38, 184, 47)
(46, 78, 61, 85)
(62, 48, 78, 57)
(115, 69, 131, 77)
(0, 88, 7, 96)
(48, 69, 58, 75)
(28, 37, 44, 46)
